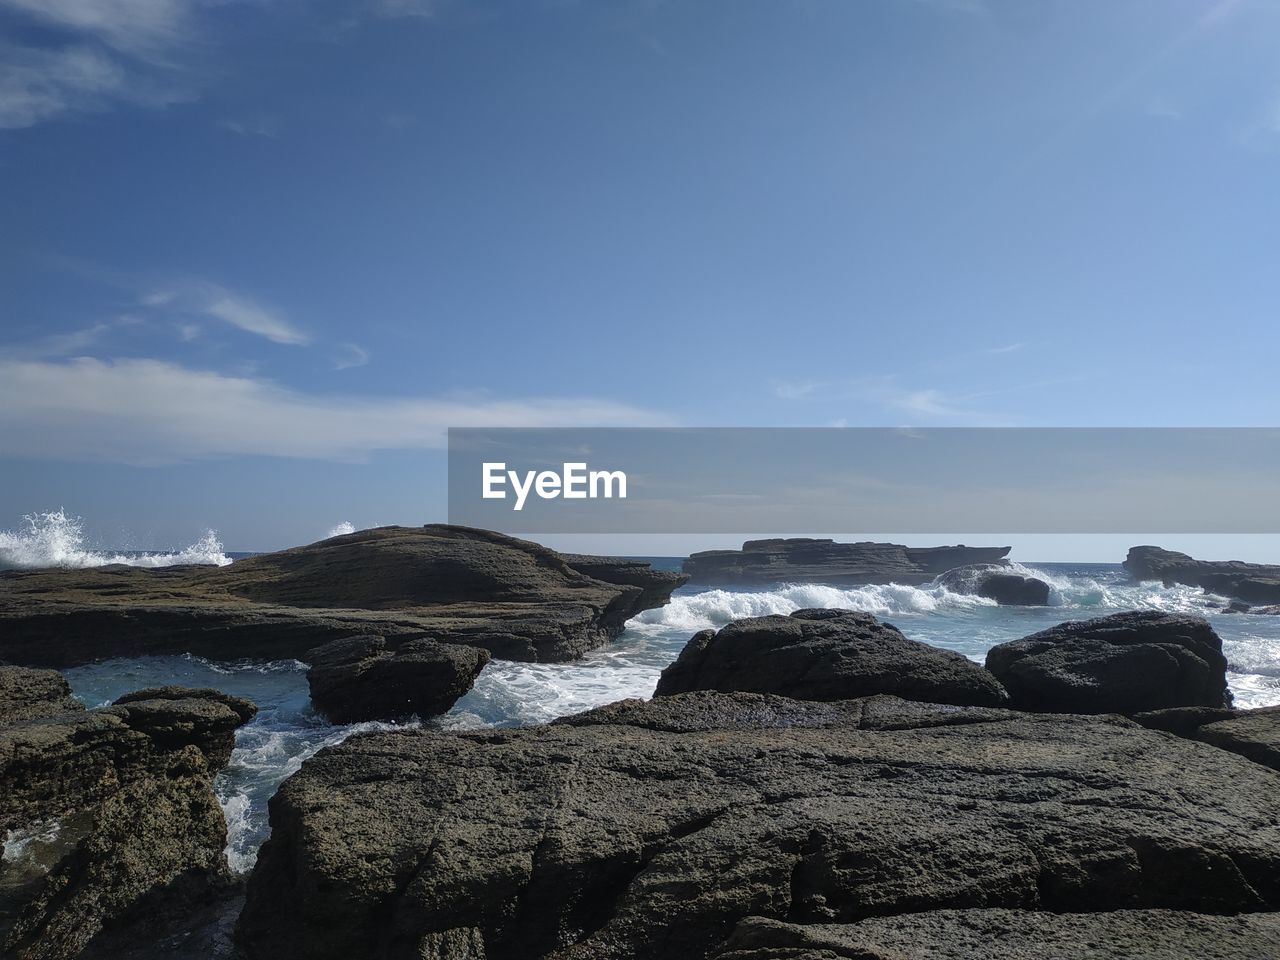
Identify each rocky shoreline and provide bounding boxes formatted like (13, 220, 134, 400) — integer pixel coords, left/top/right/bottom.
(3, 531, 1280, 958)
(1126, 545, 1280, 612)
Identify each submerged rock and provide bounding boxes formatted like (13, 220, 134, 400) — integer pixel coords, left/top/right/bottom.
(0, 682, 256, 960)
(934, 563, 1051, 606)
(683, 538, 1012, 586)
(0, 525, 687, 667)
(305, 635, 490, 723)
(1125, 546, 1280, 608)
(714, 910, 1280, 960)
(654, 608, 1008, 707)
(237, 691, 1280, 960)
(985, 611, 1230, 714)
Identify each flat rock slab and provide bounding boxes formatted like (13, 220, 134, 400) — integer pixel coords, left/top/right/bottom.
(0, 525, 687, 667)
(714, 910, 1280, 960)
(238, 692, 1280, 960)
(985, 611, 1230, 714)
(1195, 709, 1280, 772)
(655, 608, 1008, 707)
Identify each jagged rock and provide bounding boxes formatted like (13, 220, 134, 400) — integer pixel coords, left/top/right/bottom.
(236, 692, 1280, 960)
(0, 525, 687, 667)
(985, 611, 1230, 714)
(713, 910, 1280, 960)
(0, 666, 83, 723)
(934, 563, 1051, 606)
(654, 608, 1008, 707)
(683, 539, 1012, 586)
(305, 635, 490, 723)
(1125, 546, 1280, 607)
(0, 684, 256, 960)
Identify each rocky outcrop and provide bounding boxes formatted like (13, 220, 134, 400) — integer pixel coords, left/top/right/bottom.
(237, 691, 1280, 960)
(0, 677, 256, 960)
(305, 635, 490, 723)
(985, 611, 1230, 714)
(0, 525, 687, 667)
(714, 910, 1280, 960)
(0, 666, 82, 723)
(1136, 705, 1280, 773)
(934, 563, 1051, 606)
(683, 539, 1011, 586)
(1125, 546, 1280, 607)
(654, 608, 1008, 707)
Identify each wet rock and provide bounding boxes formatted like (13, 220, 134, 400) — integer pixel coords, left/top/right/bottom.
(683, 539, 1012, 586)
(0, 683, 256, 960)
(985, 611, 1230, 714)
(305, 635, 490, 723)
(714, 910, 1280, 960)
(0, 666, 83, 724)
(237, 692, 1280, 960)
(0, 525, 687, 667)
(654, 608, 1008, 707)
(934, 564, 1051, 606)
(1125, 546, 1280, 607)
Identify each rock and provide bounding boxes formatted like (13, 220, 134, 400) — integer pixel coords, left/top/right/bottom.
(236, 691, 1280, 960)
(683, 539, 1012, 586)
(1, 684, 255, 960)
(305, 635, 490, 723)
(714, 910, 1280, 960)
(1125, 546, 1280, 607)
(0, 666, 83, 723)
(1195, 708, 1280, 772)
(654, 608, 1008, 707)
(934, 563, 1051, 606)
(0, 525, 687, 668)
(985, 611, 1230, 714)
(1132, 705, 1241, 737)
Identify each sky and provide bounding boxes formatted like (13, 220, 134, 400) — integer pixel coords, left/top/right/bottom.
(2, 0, 1279, 556)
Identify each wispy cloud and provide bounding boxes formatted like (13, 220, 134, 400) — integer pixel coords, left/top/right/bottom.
(142, 282, 310, 346)
(0, 0, 198, 128)
(374, 0, 437, 18)
(334, 342, 371, 370)
(0, 357, 674, 464)
(0, 322, 112, 359)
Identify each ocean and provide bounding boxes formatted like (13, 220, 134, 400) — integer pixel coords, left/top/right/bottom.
(5, 513, 1280, 874)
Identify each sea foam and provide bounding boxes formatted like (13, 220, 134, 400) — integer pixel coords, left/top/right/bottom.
(0, 509, 231, 570)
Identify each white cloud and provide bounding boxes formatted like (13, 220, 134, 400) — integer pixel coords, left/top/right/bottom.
(772, 379, 826, 401)
(0, 0, 196, 128)
(334, 342, 371, 370)
(143, 282, 310, 346)
(0, 322, 111, 359)
(0, 357, 674, 464)
(887, 388, 967, 417)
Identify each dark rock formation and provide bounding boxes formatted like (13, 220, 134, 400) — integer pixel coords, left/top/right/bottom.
(1125, 546, 1280, 607)
(0, 525, 687, 668)
(683, 538, 1011, 586)
(985, 611, 1230, 714)
(934, 563, 1051, 606)
(0, 666, 82, 723)
(654, 608, 1008, 707)
(714, 910, 1280, 960)
(1134, 705, 1280, 772)
(305, 635, 490, 723)
(0, 680, 256, 960)
(237, 691, 1280, 960)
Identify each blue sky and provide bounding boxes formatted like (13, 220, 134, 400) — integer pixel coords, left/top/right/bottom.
(2, 0, 1279, 553)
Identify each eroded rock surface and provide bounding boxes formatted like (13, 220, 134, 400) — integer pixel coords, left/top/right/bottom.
(306, 635, 490, 723)
(1125, 546, 1280, 608)
(683, 539, 1011, 586)
(985, 611, 1230, 714)
(714, 910, 1280, 960)
(0, 525, 687, 667)
(0, 680, 256, 960)
(237, 692, 1280, 960)
(654, 608, 1008, 707)
(0, 666, 82, 724)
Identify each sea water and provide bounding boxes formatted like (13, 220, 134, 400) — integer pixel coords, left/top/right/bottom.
(7, 515, 1280, 872)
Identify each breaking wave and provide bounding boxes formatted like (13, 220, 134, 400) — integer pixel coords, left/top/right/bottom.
(0, 509, 231, 570)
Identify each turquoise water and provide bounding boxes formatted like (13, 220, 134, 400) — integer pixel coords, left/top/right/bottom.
(63, 560, 1280, 872)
